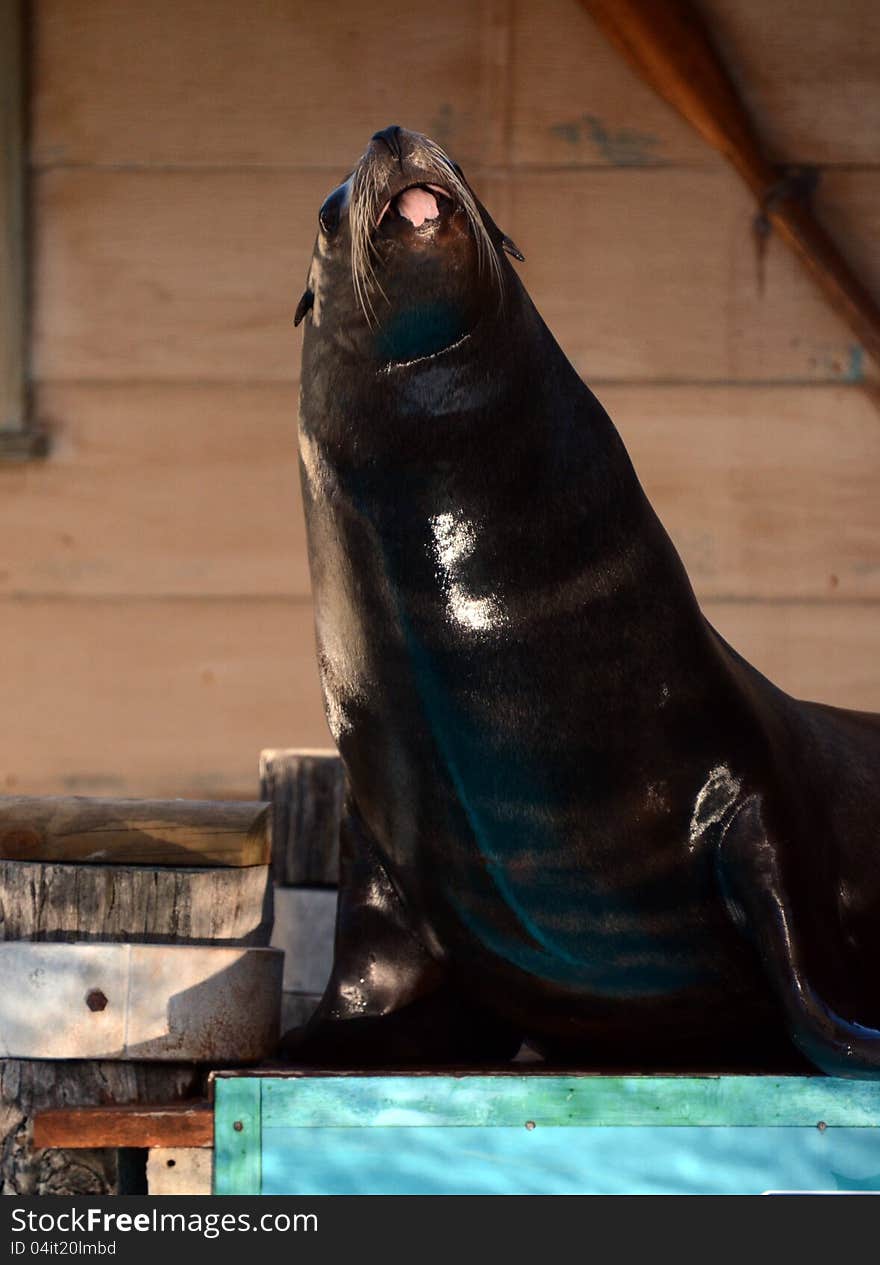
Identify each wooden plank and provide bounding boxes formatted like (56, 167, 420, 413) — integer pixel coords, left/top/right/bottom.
(0, 0, 27, 441)
(703, 598, 880, 713)
(31, 1, 880, 171)
(31, 0, 503, 170)
(260, 748, 344, 885)
(0, 859, 273, 945)
(31, 168, 326, 382)
(147, 1147, 212, 1195)
(0, 942, 282, 1061)
(511, 0, 880, 168)
(33, 167, 880, 384)
(0, 597, 328, 799)
(34, 1102, 212, 1150)
(507, 166, 880, 385)
(702, 0, 880, 167)
(0, 596, 875, 802)
(0, 798, 270, 867)
(511, 0, 704, 168)
(259, 1074, 880, 1129)
(603, 384, 880, 601)
(213, 1077, 261, 1196)
(0, 383, 309, 599)
(0, 385, 875, 602)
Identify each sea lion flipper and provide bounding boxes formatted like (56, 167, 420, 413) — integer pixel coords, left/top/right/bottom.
(721, 796, 880, 1078)
(293, 289, 314, 326)
(279, 803, 522, 1066)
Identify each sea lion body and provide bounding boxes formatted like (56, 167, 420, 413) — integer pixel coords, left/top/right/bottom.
(291, 127, 880, 1074)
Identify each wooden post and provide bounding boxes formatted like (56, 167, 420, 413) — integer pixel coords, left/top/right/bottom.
(260, 749, 344, 886)
(0, 0, 41, 460)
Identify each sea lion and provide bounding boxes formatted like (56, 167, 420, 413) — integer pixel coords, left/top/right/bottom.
(288, 124, 880, 1076)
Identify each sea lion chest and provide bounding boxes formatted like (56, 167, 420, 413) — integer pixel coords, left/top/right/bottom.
(301, 442, 744, 998)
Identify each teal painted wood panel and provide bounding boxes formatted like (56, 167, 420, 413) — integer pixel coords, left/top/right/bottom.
(260, 1075, 880, 1129)
(213, 1074, 880, 1195)
(214, 1078, 262, 1195)
(260, 1125, 880, 1195)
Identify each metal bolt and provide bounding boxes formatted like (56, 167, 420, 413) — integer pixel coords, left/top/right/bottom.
(85, 989, 108, 1012)
(817, 1120, 827, 1132)
(233, 1120, 244, 1132)
(525, 1120, 536, 1131)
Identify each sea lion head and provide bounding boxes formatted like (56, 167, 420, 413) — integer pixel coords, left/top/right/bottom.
(295, 125, 522, 366)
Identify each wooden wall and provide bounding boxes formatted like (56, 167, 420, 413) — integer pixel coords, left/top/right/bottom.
(2, 0, 878, 798)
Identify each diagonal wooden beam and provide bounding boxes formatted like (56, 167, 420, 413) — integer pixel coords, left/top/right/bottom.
(580, 0, 880, 367)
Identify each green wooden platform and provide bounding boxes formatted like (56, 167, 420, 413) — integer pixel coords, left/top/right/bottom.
(212, 1073, 880, 1195)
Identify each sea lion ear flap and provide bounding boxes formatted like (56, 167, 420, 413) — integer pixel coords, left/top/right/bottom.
(472, 195, 525, 263)
(501, 236, 525, 262)
(294, 289, 314, 327)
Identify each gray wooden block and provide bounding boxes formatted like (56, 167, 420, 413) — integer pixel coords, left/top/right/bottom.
(0, 943, 282, 1062)
(147, 1147, 212, 1196)
(270, 887, 337, 994)
(260, 748, 344, 886)
(0, 859, 273, 946)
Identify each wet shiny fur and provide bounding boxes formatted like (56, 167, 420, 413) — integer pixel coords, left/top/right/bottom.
(287, 126, 880, 1075)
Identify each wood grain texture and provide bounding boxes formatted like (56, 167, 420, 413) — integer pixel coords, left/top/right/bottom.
(257, 1072, 880, 1128)
(512, 0, 880, 167)
(32, 167, 880, 384)
(507, 166, 880, 385)
(34, 1103, 212, 1150)
(0, 797, 270, 866)
(31, 0, 501, 169)
(579, 0, 880, 369)
(260, 749, 344, 885)
(31, 0, 880, 169)
(603, 384, 880, 601)
(0, 385, 874, 602)
(31, 167, 326, 382)
(0, 859, 273, 944)
(703, 599, 880, 711)
(0, 597, 328, 799)
(0, 595, 875, 801)
(0, 383, 308, 598)
(213, 1077, 261, 1196)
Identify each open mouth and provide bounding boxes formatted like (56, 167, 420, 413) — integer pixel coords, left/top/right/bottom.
(376, 183, 453, 230)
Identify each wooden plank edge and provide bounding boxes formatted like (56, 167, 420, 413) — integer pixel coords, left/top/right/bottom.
(33, 1102, 213, 1150)
(0, 796, 271, 867)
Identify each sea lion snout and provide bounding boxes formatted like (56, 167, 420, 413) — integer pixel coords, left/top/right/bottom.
(370, 124, 404, 161)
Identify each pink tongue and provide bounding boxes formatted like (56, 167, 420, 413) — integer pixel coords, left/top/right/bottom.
(396, 186, 439, 227)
